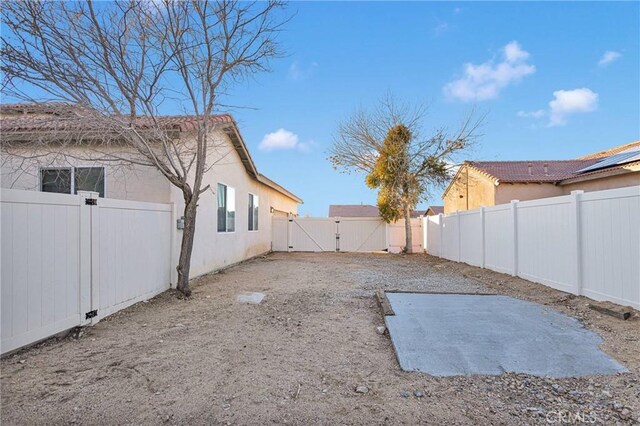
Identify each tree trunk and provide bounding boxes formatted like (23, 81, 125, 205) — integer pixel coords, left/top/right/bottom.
(403, 203, 413, 254)
(176, 195, 198, 297)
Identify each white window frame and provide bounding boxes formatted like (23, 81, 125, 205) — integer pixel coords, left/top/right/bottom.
(39, 166, 107, 197)
(248, 192, 259, 232)
(217, 182, 236, 233)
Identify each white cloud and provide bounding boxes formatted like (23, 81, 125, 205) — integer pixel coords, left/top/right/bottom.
(548, 88, 598, 127)
(443, 41, 535, 102)
(517, 109, 546, 119)
(598, 51, 622, 67)
(288, 61, 318, 81)
(259, 129, 299, 151)
(259, 129, 314, 152)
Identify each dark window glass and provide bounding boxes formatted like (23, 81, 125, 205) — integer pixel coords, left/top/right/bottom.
(75, 167, 105, 197)
(248, 194, 259, 231)
(217, 183, 227, 232)
(41, 169, 72, 194)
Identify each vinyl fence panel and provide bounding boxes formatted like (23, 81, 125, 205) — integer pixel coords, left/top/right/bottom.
(1, 189, 174, 354)
(424, 186, 640, 310)
(459, 210, 483, 267)
(484, 205, 513, 274)
(338, 218, 387, 252)
(95, 198, 172, 319)
(1, 190, 87, 353)
(441, 214, 459, 261)
(580, 187, 640, 308)
(516, 196, 577, 293)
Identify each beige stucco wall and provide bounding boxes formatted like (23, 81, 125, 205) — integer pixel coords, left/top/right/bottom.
(1, 130, 299, 280)
(561, 172, 640, 193)
(494, 182, 565, 205)
(176, 135, 299, 277)
(1, 145, 172, 203)
(443, 166, 496, 213)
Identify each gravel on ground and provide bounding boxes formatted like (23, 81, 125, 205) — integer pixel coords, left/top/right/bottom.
(1, 252, 638, 425)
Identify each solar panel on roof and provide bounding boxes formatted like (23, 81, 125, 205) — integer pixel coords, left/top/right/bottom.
(576, 150, 640, 174)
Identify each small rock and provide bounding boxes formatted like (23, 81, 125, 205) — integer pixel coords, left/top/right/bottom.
(355, 385, 369, 394)
(18, 360, 26, 364)
(376, 326, 386, 335)
(414, 390, 424, 398)
(400, 390, 410, 398)
(619, 408, 631, 420)
(601, 390, 612, 397)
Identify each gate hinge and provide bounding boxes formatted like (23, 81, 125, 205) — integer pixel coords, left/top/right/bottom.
(288, 246, 293, 249)
(85, 310, 98, 319)
(85, 198, 98, 206)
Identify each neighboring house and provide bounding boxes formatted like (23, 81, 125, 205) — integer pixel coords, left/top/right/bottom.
(425, 206, 444, 216)
(0, 104, 302, 278)
(328, 204, 425, 218)
(443, 141, 640, 213)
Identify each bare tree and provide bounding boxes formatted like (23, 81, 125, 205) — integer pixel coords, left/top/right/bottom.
(329, 95, 482, 253)
(1, 0, 288, 296)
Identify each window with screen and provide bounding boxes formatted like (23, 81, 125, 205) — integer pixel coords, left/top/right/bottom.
(217, 183, 235, 232)
(248, 193, 259, 231)
(41, 167, 104, 197)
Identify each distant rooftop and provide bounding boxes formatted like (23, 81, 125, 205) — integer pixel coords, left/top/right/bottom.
(328, 204, 425, 218)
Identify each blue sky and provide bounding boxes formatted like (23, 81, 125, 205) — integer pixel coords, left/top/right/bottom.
(224, 1, 639, 216)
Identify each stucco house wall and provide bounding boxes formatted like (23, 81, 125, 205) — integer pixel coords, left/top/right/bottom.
(560, 171, 640, 194)
(1, 129, 299, 280)
(494, 183, 564, 205)
(443, 167, 496, 213)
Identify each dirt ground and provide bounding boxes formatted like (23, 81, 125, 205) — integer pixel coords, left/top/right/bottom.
(1, 252, 639, 425)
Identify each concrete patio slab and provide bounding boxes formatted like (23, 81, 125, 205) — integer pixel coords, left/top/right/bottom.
(385, 292, 628, 377)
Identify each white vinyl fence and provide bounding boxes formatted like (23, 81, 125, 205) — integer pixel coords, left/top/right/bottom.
(424, 186, 640, 309)
(272, 216, 422, 253)
(1, 189, 173, 354)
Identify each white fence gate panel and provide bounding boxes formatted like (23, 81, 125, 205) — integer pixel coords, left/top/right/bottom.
(1, 189, 173, 354)
(338, 218, 387, 252)
(272, 217, 288, 252)
(1, 190, 88, 354)
(272, 216, 395, 252)
(387, 219, 422, 253)
(424, 186, 640, 310)
(291, 218, 337, 252)
(96, 198, 172, 319)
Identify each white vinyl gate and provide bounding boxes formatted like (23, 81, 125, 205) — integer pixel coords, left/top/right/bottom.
(272, 216, 387, 252)
(1, 189, 173, 354)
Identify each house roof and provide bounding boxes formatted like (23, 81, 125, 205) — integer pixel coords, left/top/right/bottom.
(328, 204, 425, 218)
(426, 206, 444, 215)
(442, 141, 640, 199)
(578, 140, 640, 160)
(466, 159, 600, 183)
(329, 204, 380, 217)
(0, 103, 302, 204)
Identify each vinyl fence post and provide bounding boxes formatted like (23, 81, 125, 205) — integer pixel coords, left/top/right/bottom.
(170, 202, 179, 288)
(571, 190, 584, 295)
(77, 190, 100, 325)
(77, 192, 92, 326)
(456, 211, 461, 262)
(438, 213, 444, 258)
(287, 213, 292, 252)
(480, 206, 486, 269)
(510, 200, 519, 277)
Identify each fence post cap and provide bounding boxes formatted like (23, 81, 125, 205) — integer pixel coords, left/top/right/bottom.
(571, 190, 585, 195)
